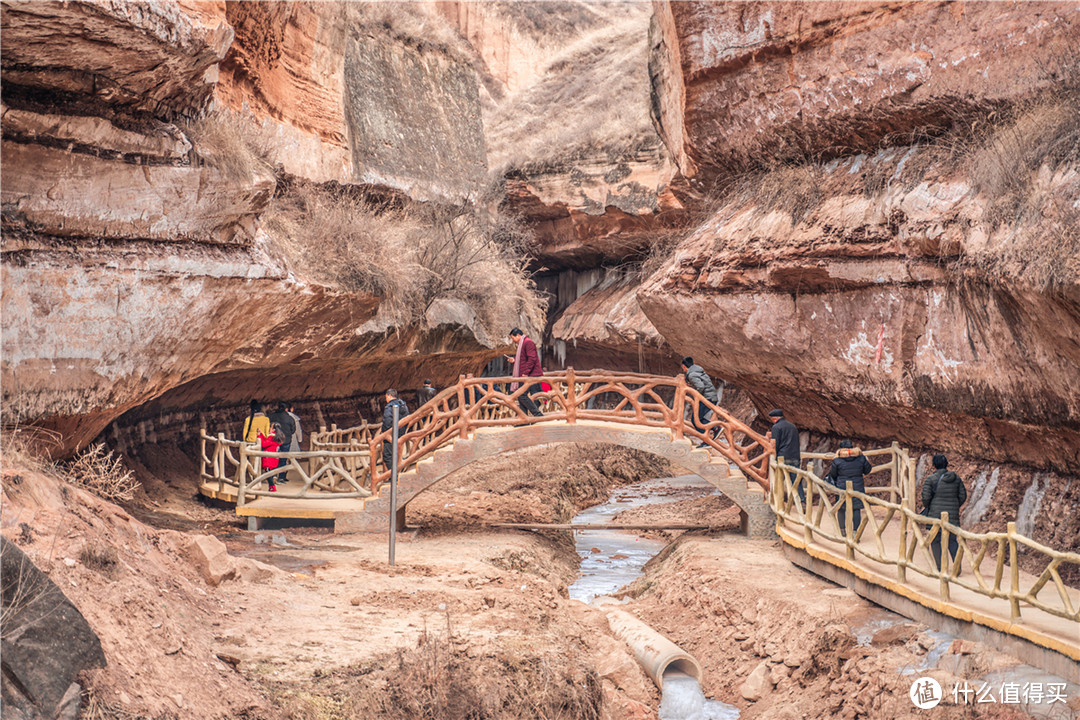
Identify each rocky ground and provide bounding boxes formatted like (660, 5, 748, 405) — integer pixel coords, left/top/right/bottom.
(2, 443, 1076, 720)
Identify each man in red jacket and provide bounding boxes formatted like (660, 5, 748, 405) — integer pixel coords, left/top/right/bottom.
(507, 328, 543, 417)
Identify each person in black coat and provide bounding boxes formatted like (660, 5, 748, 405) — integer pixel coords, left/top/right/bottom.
(826, 439, 872, 538)
(767, 409, 803, 500)
(267, 401, 296, 484)
(680, 357, 720, 447)
(921, 454, 967, 572)
(418, 379, 437, 407)
(381, 389, 409, 472)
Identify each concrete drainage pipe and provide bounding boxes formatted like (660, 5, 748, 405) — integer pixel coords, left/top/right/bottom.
(601, 605, 703, 689)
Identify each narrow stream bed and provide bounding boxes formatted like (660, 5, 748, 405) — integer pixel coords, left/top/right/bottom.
(567, 474, 740, 720)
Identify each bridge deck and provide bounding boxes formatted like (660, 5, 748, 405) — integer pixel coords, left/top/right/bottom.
(236, 496, 370, 520)
(778, 512, 1080, 671)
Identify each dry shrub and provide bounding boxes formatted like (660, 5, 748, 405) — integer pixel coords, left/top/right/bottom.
(264, 181, 545, 337)
(79, 686, 169, 720)
(184, 108, 274, 184)
(66, 444, 139, 503)
(486, 4, 654, 174)
(348, 2, 475, 67)
(79, 542, 119, 577)
(1, 423, 62, 475)
(342, 627, 601, 720)
(955, 89, 1080, 290)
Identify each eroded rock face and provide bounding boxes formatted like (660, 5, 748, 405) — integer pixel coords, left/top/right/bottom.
(651, 1, 1080, 188)
(638, 148, 1080, 472)
(215, 1, 487, 201)
(1, 1, 515, 453)
(480, 1, 684, 269)
(548, 268, 677, 374)
(1, 0, 232, 115)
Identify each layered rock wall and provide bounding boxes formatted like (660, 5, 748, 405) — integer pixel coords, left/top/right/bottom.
(1, 0, 516, 454)
(634, 1, 1080, 472)
(651, 0, 1080, 189)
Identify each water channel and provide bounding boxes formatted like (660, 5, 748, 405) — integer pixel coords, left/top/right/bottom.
(567, 474, 741, 720)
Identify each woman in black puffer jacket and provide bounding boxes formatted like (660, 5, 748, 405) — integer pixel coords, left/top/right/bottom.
(921, 454, 967, 572)
(826, 439, 872, 537)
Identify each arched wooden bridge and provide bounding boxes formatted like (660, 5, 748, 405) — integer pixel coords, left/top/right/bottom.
(198, 370, 1080, 681)
(200, 371, 776, 533)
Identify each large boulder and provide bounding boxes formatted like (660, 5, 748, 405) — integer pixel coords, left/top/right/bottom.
(1, 537, 106, 720)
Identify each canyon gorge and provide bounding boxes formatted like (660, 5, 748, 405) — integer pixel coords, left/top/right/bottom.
(2, 1, 1079, 719)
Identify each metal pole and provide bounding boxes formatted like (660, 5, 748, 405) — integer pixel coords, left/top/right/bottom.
(389, 403, 399, 566)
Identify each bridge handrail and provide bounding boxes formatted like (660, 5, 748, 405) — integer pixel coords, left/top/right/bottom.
(310, 422, 379, 451)
(366, 369, 775, 492)
(770, 457, 1080, 625)
(199, 428, 371, 502)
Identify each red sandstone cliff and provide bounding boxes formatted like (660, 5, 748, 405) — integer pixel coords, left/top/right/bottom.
(1, 0, 535, 454)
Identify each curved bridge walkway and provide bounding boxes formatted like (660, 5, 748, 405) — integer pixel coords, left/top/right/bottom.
(198, 370, 1079, 680)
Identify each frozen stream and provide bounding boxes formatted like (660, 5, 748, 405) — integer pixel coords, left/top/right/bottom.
(568, 475, 740, 720)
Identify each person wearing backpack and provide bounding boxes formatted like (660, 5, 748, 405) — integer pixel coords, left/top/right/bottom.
(268, 401, 296, 484)
(680, 357, 720, 447)
(921, 454, 967, 572)
(826, 439, 872, 538)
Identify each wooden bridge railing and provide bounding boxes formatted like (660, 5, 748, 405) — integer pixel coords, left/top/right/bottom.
(367, 369, 774, 492)
(199, 429, 372, 503)
(770, 455, 1080, 625)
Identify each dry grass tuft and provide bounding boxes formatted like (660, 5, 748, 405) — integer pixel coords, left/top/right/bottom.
(486, 5, 654, 174)
(955, 91, 1080, 290)
(80, 542, 119, 577)
(339, 625, 602, 720)
(184, 108, 274, 184)
(66, 444, 139, 503)
(1, 424, 62, 475)
(264, 181, 546, 338)
(348, 2, 475, 67)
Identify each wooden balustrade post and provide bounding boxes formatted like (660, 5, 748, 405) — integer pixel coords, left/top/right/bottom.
(939, 512, 951, 602)
(890, 442, 901, 505)
(216, 433, 226, 491)
(845, 481, 855, 560)
(673, 375, 686, 439)
(897, 501, 909, 583)
(457, 375, 468, 438)
(566, 367, 577, 424)
(199, 426, 207, 481)
(238, 443, 248, 507)
(1008, 521, 1021, 621)
(369, 438, 379, 492)
(906, 457, 917, 511)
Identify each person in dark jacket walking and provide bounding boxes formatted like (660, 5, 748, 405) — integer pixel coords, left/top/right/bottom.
(507, 328, 543, 417)
(268, 401, 296, 484)
(826, 440, 872, 537)
(767, 409, 803, 500)
(921, 454, 967, 572)
(381, 389, 409, 472)
(418, 379, 437, 407)
(680, 357, 719, 447)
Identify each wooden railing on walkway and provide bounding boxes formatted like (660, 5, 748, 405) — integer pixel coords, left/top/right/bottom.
(367, 370, 774, 492)
(771, 453, 1080, 625)
(199, 430, 372, 504)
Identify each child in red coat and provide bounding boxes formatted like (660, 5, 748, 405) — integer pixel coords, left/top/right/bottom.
(257, 423, 284, 492)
